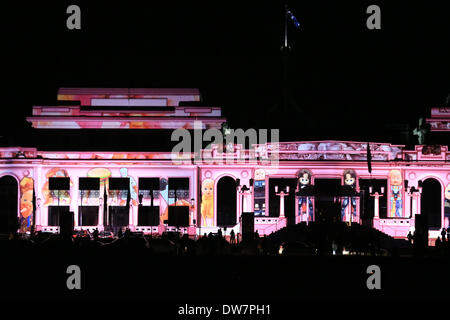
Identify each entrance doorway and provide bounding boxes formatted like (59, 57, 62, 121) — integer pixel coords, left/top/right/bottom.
(314, 179, 341, 223)
(420, 178, 442, 230)
(217, 176, 237, 227)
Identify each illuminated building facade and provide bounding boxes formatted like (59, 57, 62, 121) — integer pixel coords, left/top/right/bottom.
(0, 88, 449, 243)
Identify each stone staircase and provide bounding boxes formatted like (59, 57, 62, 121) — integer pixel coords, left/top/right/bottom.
(266, 221, 410, 251)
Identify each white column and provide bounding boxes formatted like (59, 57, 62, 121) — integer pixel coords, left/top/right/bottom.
(129, 204, 134, 228)
(39, 167, 48, 227)
(412, 194, 418, 216)
(374, 196, 379, 218)
(189, 207, 194, 226)
(193, 169, 198, 226)
(279, 193, 285, 218)
(244, 192, 252, 212)
(372, 193, 380, 218)
(98, 196, 104, 228)
(72, 176, 79, 227)
(416, 194, 421, 215)
(134, 203, 138, 228)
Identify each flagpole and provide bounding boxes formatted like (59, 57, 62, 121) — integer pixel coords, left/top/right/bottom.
(284, 4, 288, 49)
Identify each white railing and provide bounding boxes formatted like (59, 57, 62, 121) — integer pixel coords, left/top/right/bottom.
(40, 227, 59, 233)
(254, 217, 287, 235)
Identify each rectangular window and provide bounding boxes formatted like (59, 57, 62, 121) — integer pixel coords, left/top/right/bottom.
(49, 177, 70, 190)
(78, 206, 99, 226)
(168, 206, 189, 226)
(138, 178, 160, 199)
(47, 206, 70, 226)
(168, 178, 190, 200)
(79, 178, 100, 206)
(79, 177, 100, 190)
(137, 206, 159, 226)
(48, 177, 71, 204)
(108, 178, 130, 206)
(109, 178, 129, 190)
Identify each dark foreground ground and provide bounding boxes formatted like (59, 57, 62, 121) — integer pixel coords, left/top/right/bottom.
(2, 246, 449, 302)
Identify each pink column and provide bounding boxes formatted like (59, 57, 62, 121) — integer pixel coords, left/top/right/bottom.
(72, 175, 79, 228)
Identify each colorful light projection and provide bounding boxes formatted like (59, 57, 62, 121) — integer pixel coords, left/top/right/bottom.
(253, 169, 266, 216)
(201, 179, 214, 227)
(389, 169, 403, 218)
(297, 169, 313, 222)
(341, 169, 357, 222)
(86, 168, 110, 206)
(89, 168, 109, 181)
(161, 178, 192, 224)
(28, 88, 226, 129)
(79, 191, 100, 206)
(40, 152, 176, 160)
(263, 141, 403, 161)
(19, 171, 34, 233)
(162, 199, 192, 225)
(159, 178, 169, 224)
(42, 168, 72, 206)
(56, 87, 201, 107)
(119, 168, 138, 206)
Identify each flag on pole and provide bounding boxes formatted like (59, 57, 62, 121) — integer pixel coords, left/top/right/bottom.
(286, 9, 301, 28)
(367, 142, 372, 174)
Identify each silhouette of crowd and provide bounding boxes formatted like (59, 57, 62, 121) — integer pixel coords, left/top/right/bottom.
(5, 220, 447, 257)
(434, 227, 450, 254)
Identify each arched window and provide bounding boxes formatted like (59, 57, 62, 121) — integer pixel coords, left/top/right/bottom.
(217, 176, 237, 227)
(420, 178, 442, 230)
(0, 176, 19, 233)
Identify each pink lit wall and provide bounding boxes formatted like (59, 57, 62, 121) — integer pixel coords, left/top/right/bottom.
(1, 143, 449, 241)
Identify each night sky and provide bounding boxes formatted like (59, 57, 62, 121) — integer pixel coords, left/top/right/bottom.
(2, 1, 449, 149)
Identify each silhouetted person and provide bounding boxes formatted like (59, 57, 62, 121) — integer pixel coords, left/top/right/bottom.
(441, 228, 447, 242)
(93, 228, 99, 241)
(254, 230, 260, 240)
(230, 229, 236, 244)
(236, 232, 241, 244)
(407, 231, 413, 246)
(435, 236, 442, 248)
(124, 227, 131, 238)
(257, 239, 263, 255)
(261, 235, 267, 255)
(118, 228, 123, 238)
(217, 228, 222, 238)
